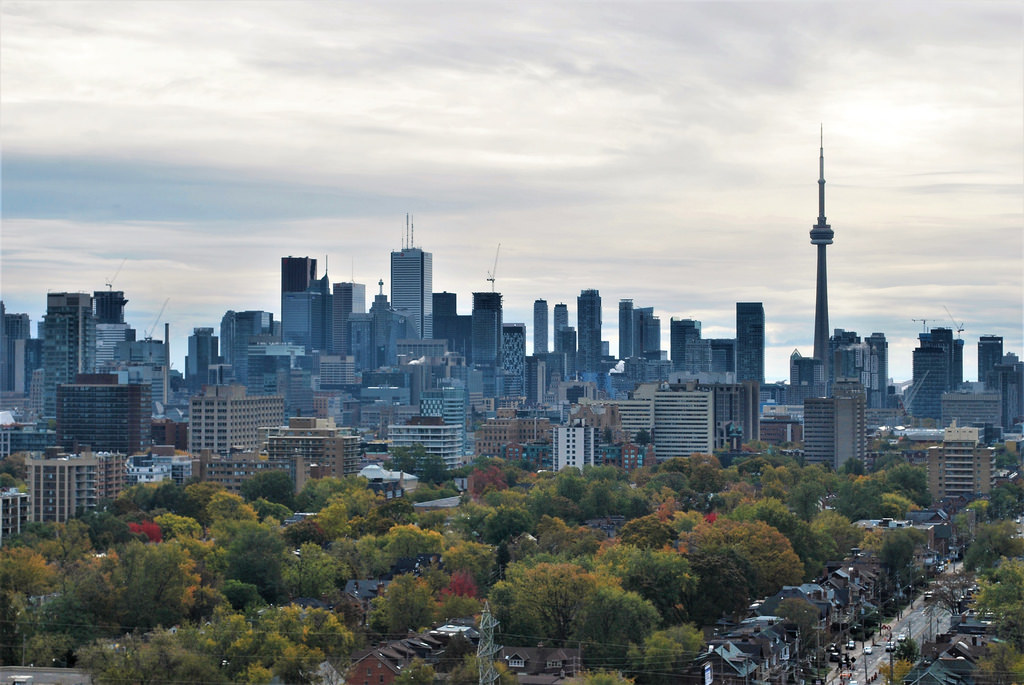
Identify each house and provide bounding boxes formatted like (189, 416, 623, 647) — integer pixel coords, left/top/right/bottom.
(347, 649, 404, 685)
(498, 646, 582, 685)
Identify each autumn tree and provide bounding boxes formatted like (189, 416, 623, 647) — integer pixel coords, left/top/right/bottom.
(572, 585, 660, 669)
(685, 518, 804, 599)
(619, 515, 676, 549)
(597, 545, 696, 625)
(964, 520, 1024, 572)
(490, 562, 601, 644)
(975, 558, 1024, 649)
(368, 573, 436, 635)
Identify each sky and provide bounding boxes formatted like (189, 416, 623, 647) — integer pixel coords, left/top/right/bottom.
(1, 1, 1021, 384)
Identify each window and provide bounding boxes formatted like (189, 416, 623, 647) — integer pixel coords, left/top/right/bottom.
(509, 658, 525, 668)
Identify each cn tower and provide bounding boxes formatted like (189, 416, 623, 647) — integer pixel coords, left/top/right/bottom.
(810, 128, 834, 385)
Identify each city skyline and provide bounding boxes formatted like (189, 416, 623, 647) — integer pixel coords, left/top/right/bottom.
(1, 2, 1021, 382)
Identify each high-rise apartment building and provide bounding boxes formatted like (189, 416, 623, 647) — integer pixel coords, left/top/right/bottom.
(576, 289, 602, 375)
(552, 305, 569, 352)
(42, 292, 96, 417)
(502, 323, 526, 398)
(189, 384, 285, 457)
(633, 307, 661, 360)
(926, 423, 995, 501)
(978, 336, 1004, 388)
(332, 282, 366, 356)
(803, 381, 866, 471)
(533, 299, 549, 355)
(553, 421, 595, 471)
(865, 332, 889, 409)
(56, 374, 151, 455)
(391, 245, 433, 339)
(1, 307, 31, 393)
(736, 302, 765, 384)
(433, 292, 472, 360)
(389, 416, 462, 469)
(27, 448, 127, 522)
(618, 300, 634, 359)
(789, 349, 826, 404)
(262, 416, 362, 480)
(421, 385, 469, 456)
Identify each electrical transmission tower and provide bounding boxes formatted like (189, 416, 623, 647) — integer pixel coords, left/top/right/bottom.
(478, 601, 500, 685)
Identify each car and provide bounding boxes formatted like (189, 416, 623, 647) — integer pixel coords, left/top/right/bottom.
(897, 633, 907, 642)
(863, 646, 874, 655)
(924, 591, 934, 600)
(829, 651, 841, 663)
(847, 640, 856, 650)
(885, 641, 895, 652)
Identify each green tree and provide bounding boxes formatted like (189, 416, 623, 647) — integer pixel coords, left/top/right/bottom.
(894, 637, 919, 663)
(154, 512, 202, 540)
(283, 542, 345, 599)
(627, 624, 704, 685)
(225, 521, 286, 602)
(975, 558, 1024, 649)
(573, 585, 659, 669)
(618, 515, 676, 550)
(369, 573, 436, 635)
(977, 641, 1024, 685)
(114, 539, 201, 631)
(491, 562, 601, 644)
(597, 545, 696, 625)
(965, 520, 1024, 572)
(396, 658, 436, 685)
(240, 469, 296, 509)
(79, 630, 227, 685)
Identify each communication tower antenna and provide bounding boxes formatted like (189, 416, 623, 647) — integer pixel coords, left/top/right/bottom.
(411, 214, 414, 248)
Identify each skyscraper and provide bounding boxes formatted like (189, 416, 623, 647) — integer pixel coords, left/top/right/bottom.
(618, 300, 634, 359)
(282, 273, 332, 352)
(331, 281, 366, 356)
(220, 310, 274, 384)
(865, 332, 890, 409)
(42, 293, 96, 417)
(553, 303, 569, 353)
(502, 323, 526, 397)
(670, 318, 703, 373)
(910, 328, 962, 420)
(93, 290, 128, 324)
(471, 292, 503, 367)
(978, 336, 1004, 387)
(533, 299, 548, 355)
(186, 327, 220, 393)
(391, 239, 433, 339)
(281, 256, 317, 295)
(576, 289, 602, 375)
(810, 133, 834, 385)
(736, 302, 765, 384)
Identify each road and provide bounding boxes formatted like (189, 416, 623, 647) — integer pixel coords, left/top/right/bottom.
(828, 580, 955, 685)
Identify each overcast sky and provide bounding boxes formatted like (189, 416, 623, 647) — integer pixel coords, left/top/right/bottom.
(2, 1, 1021, 383)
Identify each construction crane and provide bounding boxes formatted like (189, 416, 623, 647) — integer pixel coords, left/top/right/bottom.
(486, 243, 501, 292)
(943, 306, 965, 339)
(912, 318, 930, 333)
(144, 298, 169, 340)
(105, 257, 127, 290)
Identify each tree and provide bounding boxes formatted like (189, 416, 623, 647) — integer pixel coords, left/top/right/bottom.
(811, 510, 863, 563)
(880, 659, 912, 685)
(627, 624, 704, 685)
(776, 598, 823, 655)
(619, 515, 676, 549)
(368, 574, 435, 635)
(79, 630, 227, 685)
(154, 512, 202, 540)
(977, 642, 1024, 685)
(931, 569, 974, 615)
(573, 585, 660, 669)
(225, 521, 286, 602)
(975, 558, 1024, 649)
(283, 542, 345, 599)
(490, 562, 601, 644)
(241, 469, 296, 509)
(114, 539, 201, 630)
(687, 547, 757, 626)
(894, 637, 919, 663)
(685, 518, 804, 599)
(396, 658, 436, 685)
(597, 545, 696, 625)
(965, 520, 1024, 571)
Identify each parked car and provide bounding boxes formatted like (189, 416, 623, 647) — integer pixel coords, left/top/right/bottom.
(846, 640, 856, 650)
(897, 632, 907, 642)
(863, 646, 874, 655)
(829, 651, 841, 663)
(885, 641, 895, 652)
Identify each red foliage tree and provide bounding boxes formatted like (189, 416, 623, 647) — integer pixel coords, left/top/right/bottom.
(441, 569, 478, 598)
(129, 521, 163, 543)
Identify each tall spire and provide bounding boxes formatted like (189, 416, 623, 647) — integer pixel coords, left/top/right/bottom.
(810, 129, 834, 391)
